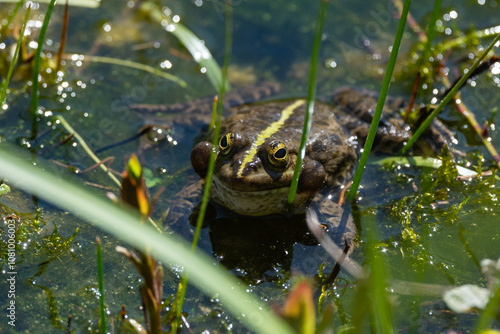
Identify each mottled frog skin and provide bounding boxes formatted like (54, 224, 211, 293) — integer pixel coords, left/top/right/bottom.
(131, 82, 454, 251)
(196, 99, 358, 217)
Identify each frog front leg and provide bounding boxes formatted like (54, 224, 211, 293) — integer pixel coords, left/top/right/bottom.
(307, 192, 357, 251)
(164, 179, 216, 238)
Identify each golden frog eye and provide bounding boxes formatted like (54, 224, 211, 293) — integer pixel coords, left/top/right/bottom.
(268, 140, 289, 168)
(219, 132, 236, 155)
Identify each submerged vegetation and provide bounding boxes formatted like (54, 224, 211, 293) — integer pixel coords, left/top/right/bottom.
(0, 0, 499, 333)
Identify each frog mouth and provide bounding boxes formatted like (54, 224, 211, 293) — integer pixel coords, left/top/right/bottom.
(210, 175, 312, 216)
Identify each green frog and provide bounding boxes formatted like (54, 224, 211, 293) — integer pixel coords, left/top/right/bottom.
(131, 82, 454, 252)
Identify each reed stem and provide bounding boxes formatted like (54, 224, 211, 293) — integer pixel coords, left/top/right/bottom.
(399, 33, 500, 156)
(347, 0, 413, 201)
(287, 0, 330, 206)
(171, 1, 233, 330)
(1, 4, 31, 104)
(96, 237, 107, 334)
(31, 0, 57, 139)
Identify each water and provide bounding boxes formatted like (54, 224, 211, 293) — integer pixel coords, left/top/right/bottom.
(0, 0, 499, 332)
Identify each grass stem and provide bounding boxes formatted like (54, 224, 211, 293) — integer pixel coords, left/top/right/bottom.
(171, 1, 233, 330)
(138, 1, 229, 92)
(96, 237, 107, 334)
(1, 4, 31, 104)
(63, 54, 187, 87)
(441, 73, 500, 166)
(347, 0, 413, 201)
(421, 0, 442, 64)
(0, 143, 295, 334)
(56, 115, 121, 187)
(58, 116, 169, 233)
(56, 0, 69, 72)
(398, 32, 500, 156)
(31, 0, 57, 139)
(287, 0, 330, 206)
(436, 24, 500, 54)
(366, 218, 395, 334)
(57, 96, 163, 233)
(0, 0, 24, 38)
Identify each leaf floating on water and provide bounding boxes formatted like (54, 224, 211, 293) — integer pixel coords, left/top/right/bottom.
(443, 284, 491, 313)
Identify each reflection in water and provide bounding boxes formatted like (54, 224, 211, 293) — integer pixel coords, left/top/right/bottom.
(192, 209, 318, 281)
(171, 193, 355, 282)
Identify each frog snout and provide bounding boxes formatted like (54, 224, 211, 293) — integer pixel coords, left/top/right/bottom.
(191, 141, 214, 178)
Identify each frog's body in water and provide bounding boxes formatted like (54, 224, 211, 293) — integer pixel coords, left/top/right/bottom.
(131, 82, 454, 252)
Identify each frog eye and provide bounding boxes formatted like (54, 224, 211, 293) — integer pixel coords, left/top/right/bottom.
(219, 132, 236, 155)
(268, 140, 289, 168)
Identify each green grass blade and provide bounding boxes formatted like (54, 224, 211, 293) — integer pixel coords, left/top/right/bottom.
(421, 0, 442, 63)
(1, 4, 31, 104)
(0, 144, 294, 334)
(31, 0, 57, 138)
(172, 91, 217, 331)
(57, 115, 122, 187)
(366, 216, 395, 334)
(57, 115, 162, 231)
(287, 0, 330, 206)
(192, 0, 231, 252)
(173, 1, 233, 328)
(174, 23, 230, 92)
(96, 237, 107, 334)
(399, 32, 500, 155)
(0, 0, 25, 39)
(347, 0, 412, 201)
(138, 1, 230, 92)
(64, 54, 187, 87)
(436, 25, 500, 54)
(0, 0, 99, 8)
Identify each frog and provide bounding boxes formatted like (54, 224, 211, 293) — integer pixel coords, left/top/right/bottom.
(130, 82, 455, 258)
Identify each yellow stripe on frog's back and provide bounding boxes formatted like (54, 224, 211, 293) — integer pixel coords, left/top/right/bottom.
(236, 99, 306, 178)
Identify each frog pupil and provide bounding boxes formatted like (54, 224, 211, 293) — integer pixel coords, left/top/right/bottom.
(220, 135, 228, 148)
(274, 148, 286, 159)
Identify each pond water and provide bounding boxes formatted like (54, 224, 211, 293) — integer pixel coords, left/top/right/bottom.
(1, 0, 499, 332)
